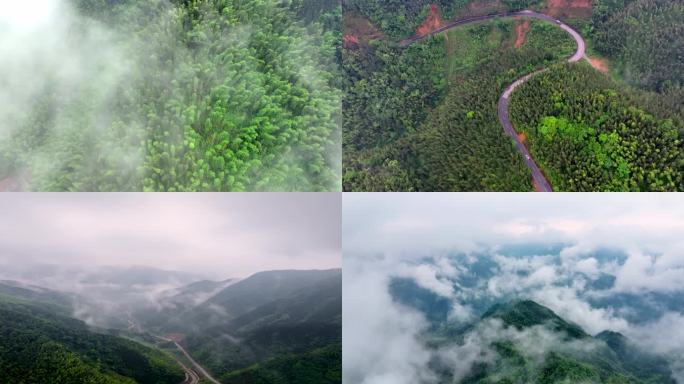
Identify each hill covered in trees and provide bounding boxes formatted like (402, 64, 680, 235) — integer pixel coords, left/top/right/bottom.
(0, 269, 342, 384)
(342, 1, 684, 191)
(432, 300, 676, 383)
(136, 269, 342, 384)
(0, 294, 184, 383)
(0, 0, 342, 191)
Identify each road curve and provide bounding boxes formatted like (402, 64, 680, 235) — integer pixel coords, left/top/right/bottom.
(154, 335, 222, 384)
(171, 340, 222, 384)
(400, 10, 589, 191)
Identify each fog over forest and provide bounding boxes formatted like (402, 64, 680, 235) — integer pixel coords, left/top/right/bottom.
(0, 193, 341, 327)
(344, 194, 684, 383)
(0, 0, 342, 191)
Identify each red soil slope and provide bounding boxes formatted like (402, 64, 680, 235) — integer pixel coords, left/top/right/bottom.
(416, 4, 444, 37)
(514, 20, 530, 48)
(546, 0, 592, 19)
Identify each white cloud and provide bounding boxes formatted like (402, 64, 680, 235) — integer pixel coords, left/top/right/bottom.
(344, 193, 684, 383)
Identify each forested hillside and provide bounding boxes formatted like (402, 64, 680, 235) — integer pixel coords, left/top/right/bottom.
(221, 343, 341, 384)
(0, 295, 184, 384)
(509, 63, 683, 191)
(343, 0, 684, 191)
(591, 0, 683, 94)
(343, 16, 575, 191)
(0, 0, 341, 191)
(433, 301, 677, 384)
(137, 269, 342, 384)
(345, 0, 544, 39)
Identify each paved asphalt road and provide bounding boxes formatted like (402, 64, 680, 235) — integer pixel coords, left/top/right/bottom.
(401, 10, 589, 191)
(154, 334, 222, 384)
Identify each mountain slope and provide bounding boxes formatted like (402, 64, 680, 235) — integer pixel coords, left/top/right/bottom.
(0, 295, 184, 384)
(440, 300, 676, 384)
(146, 269, 342, 383)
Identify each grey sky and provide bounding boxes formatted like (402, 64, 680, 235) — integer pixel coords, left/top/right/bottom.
(0, 193, 340, 279)
(344, 192, 684, 257)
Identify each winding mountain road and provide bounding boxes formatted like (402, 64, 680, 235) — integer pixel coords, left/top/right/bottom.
(401, 10, 590, 191)
(154, 335, 222, 384)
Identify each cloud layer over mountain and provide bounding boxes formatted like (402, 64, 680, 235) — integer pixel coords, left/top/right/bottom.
(343, 193, 684, 383)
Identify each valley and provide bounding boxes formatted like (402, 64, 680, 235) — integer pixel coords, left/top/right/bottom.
(0, 268, 341, 384)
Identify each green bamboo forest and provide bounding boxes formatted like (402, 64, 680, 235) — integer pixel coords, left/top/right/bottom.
(0, 0, 342, 191)
(342, 0, 684, 191)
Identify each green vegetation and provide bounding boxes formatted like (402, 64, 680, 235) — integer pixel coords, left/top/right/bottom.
(343, 1, 684, 191)
(221, 343, 341, 384)
(0, 0, 341, 191)
(448, 301, 676, 384)
(343, 18, 575, 191)
(344, 0, 544, 39)
(509, 63, 683, 191)
(591, 0, 683, 94)
(0, 295, 184, 384)
(136, 269, 342, 384)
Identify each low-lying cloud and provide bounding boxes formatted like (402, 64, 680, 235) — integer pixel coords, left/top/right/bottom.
(343, 194, 684, 383)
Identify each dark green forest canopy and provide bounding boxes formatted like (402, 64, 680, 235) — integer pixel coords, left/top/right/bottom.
(0, 0, 342, 191)
(591, 0, 684, 93)
(510, 63, 683, 191)
(0, 295, 184, 384)
(342, 0, 684, 191)
(343, 17, 575, 191)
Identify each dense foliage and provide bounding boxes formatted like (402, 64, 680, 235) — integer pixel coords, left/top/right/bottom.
(0, 295, 184, 384)
(591, 0, 683, 94)
(0, 0, 341, 191)
(344, 0, 543, 39)
(136, 269, 342, 383)
(221, 343, 341, 384)
(509, 63, 683, 191)
(439, 301, 676, 384)
(343, 18, 575, 191)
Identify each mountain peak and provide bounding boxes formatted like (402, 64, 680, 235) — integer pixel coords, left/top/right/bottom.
(482, 300, 588, 339)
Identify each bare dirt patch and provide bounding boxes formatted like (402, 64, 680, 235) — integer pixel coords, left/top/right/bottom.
(343, 12, 384, 48)
(416, 4, 444, 37)
(468, 0, 504, 14)
(514, 20, 530, 48)
(588, 56, 609, 73)
(546, 0, 592, 19)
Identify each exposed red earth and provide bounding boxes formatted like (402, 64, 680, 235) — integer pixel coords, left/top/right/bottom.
(514, 20, 530, 48)
(588, 56, 610, 73)
(343, 12, 384, 49)
(546, 0, 592, 18)
(343, 34, 360, 48)
(416, 4, 445, 37)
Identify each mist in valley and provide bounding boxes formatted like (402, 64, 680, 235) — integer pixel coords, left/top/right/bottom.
(0, 193, 341, 329)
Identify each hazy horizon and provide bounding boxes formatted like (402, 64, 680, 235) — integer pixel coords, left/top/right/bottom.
(0, 193, 341, 281)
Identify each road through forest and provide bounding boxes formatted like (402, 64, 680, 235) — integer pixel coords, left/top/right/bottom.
(401, 10, 590, 192)
(154, 334, 222, 384)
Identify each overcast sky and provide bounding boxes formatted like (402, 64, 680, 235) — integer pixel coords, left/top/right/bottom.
(343, 193, 684, 384)
(344, 193, 684, 257)
(0, 193, 340, 279)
